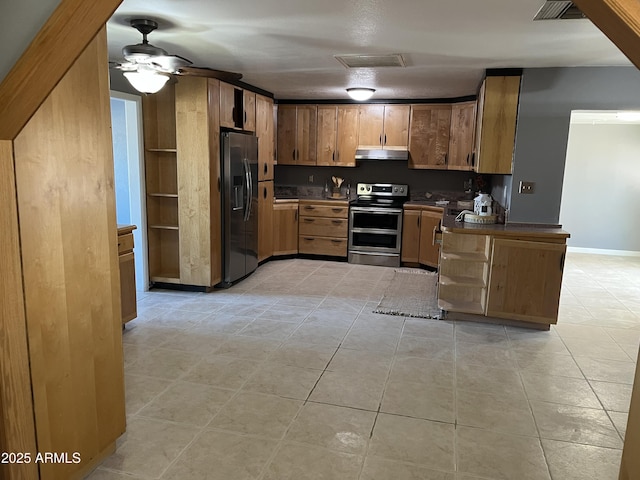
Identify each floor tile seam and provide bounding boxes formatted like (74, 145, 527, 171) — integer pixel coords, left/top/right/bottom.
(92, 466, 154, 480)
(362, 452, 459, 477)
(124, 376, 179, 417)
(301, 343, 342, 404)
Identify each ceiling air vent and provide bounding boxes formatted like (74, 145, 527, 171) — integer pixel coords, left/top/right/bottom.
(334, 54, 406, 68)
(533, 0, 586, 20)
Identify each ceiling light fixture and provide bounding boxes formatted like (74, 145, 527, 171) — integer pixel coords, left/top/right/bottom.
(123, 70, 170, 94)
(347, 88, 376, 101)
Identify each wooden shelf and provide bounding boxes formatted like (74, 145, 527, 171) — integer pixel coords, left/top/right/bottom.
(438, 299, 484, 315)
(146, 148, 177, 153)
(439, 274, 486, 288)
(150, 275, 181, 284)
(149, 224, 179, 230)
(441, 251, 488, 262)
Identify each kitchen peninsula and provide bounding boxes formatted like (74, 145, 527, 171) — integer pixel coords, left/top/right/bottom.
(438, 215, 570, 329)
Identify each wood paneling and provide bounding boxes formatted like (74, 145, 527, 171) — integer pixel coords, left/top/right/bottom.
(296, 105, 317, 165)
(317, 106, 338, 166)
(219, 82, 237, 128)
(208, 79, 222, 286)
(272, 203, 299, 255)
(448, 101, 476, 170)
(256, 95, 275, 180)
(573, 0, 640, 70)
(176, 77, 213, 286)
(358, 104, 385, 147)
(0, 141, 39, 480)
(276, 105, 297, 164)
(0, 0, 123, 140)
(335, 106, 359, 166)
(243, 90, 256, 132)
(12, 28, 125, 478)
(383, 105, 411, 148)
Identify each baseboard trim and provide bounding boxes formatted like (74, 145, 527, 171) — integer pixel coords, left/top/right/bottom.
(567, 247, 640, 257)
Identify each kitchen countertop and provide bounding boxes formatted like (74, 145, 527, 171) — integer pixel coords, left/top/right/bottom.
(441, 215, 570, 240)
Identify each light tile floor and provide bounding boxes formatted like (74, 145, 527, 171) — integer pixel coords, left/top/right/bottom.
(88, 252, 640, 480)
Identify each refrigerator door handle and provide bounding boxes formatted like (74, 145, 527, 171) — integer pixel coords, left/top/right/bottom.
(243, 157, 252, 221)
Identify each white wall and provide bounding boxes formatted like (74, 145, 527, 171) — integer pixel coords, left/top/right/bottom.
(560, 121, 640, 253)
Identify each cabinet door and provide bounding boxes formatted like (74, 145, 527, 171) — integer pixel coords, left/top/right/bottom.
(219, 82, 236, 128)
(418, 210, 442, 267)
(119, 251, 137, 323)
(408, 104, 451, 169)
(317, 105, 337, 166)
(258, 181, 274, 262)
(256, 95, 274, 180)
(383, 104, 410, 148)
(296, 105, 317, 165)
(358, 104, 384, 148)
(474, 75, 520, 174)
(401, 209, 421, 263)
(486, 238, 566, 324)
(276, 105, 297, 165)
(243, 90, 256, 132)
(272, 204, 299, 255)
(448, 101, 476, 170)
(335, 105, 359, 166)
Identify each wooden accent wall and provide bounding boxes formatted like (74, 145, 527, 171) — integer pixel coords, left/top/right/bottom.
(0, 0, 123, 140)
(0, 141, 38, 480)
(12, 28, 125, 479)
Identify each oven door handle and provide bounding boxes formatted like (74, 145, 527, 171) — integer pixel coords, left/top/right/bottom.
(350, 207, 403, 214)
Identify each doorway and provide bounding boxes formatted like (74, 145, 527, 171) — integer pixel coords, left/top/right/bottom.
(110, 91, 148, 291)
(560, 110, 640, 256)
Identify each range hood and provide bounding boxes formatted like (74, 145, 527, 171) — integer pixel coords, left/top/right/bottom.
(354, 148, 409, 161)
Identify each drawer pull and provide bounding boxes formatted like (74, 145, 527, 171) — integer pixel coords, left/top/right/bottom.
(331, 208, 344, 213)
(303, 237, 314, 241)
(331, 220, 342, 225)
(304, 206, 315, 210)
(304, 218, 315, 222)
(331, 239, 343, 244)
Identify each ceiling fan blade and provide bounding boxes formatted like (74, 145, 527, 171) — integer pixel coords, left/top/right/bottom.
(150, 54, 192, 73)
(177, 66, 243, 82)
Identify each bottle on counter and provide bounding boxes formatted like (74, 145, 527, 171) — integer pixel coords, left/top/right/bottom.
(324, 181, 329, 197)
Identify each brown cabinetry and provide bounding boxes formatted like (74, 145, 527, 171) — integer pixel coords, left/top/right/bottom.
(408, 104, 452, 169)
(258, 180, 274, 262)
(474, 75, 521, 174)
(448, 101, 476, 170)
(277, 104, 317, 165)
(358, 104, 410, 149)
(438, 226, 569, 326)
(298, 200, 349, 257)
(118, 226, 137, 324)
(486, 238, 566, 324)
(143, 76, 223, 288)
(256, 94, 275, 181)
(219, 82, 256, 132)
(317, 105, 359, 167)
(401, 206, 443, 267)
(272, 201, 299, 255)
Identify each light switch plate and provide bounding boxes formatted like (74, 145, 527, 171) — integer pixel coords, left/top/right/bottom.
(519, 181, 535, 194)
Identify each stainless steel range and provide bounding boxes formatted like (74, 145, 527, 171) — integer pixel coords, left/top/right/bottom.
(348, 183, 409, 267)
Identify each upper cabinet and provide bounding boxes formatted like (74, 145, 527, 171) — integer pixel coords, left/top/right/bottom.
(408, 104, 452, 169)
(277, 104, 317, 165)
(474, 75, 521, 174)
(317, 105, 359, 167)
(219, 82, 256, 132)
(448, 101, 476, 171)
(256, 94, 274, 181)
(358, 104, 410, 149)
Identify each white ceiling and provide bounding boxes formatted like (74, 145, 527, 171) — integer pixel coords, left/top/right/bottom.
(106, 0, 631, 101)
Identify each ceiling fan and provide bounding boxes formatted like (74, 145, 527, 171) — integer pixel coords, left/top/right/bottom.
(112, 18, 242, 93)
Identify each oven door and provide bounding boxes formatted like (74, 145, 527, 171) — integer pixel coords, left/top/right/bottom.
(349, 207, 403, 254)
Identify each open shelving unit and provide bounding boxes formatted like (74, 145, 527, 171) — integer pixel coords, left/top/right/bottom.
(142, 83, 181, 283)
(438, 232, 491, 315)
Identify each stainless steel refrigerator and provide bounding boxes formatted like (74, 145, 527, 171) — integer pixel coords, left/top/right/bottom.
(220, 132, 258, 286)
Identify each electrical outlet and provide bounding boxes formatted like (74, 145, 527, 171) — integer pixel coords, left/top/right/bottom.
(519, 181, 535, 194)
(308, 175, 314, 183)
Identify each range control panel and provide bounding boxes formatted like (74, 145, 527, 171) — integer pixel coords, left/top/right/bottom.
(356, 183, 408, 197)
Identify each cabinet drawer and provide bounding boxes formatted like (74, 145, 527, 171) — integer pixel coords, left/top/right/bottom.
(117, 233, 134, 254)
(298, 203, 348, 218)
(299, 236, 348, 257)
(299, 216, 348, 237)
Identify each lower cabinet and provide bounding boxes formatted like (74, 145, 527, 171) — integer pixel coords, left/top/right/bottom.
(401, 205, 443, 268)
(298, 200, 349, 257)
(438, 230, 568, 326)
(118, 226, 137, 323)
(272, 201, 299, 255)
(258, 181, 274, 262)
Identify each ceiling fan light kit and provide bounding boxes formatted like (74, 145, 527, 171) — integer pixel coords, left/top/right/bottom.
(347, 88, 376, 101)
(123, 70, 170, 94)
